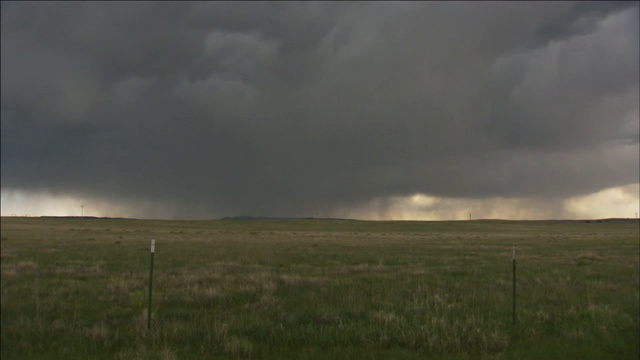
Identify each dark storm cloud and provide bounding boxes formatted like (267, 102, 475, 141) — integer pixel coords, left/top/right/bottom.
(2, 1, 638, 218)
(528, 1, 637, 47)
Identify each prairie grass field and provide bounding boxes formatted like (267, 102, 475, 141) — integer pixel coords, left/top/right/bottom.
(1, 217, 638, 359)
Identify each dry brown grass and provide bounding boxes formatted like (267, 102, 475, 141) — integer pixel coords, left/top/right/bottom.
(574, 251, 606, 263)
(16, 260, 38, 271)
(223, 335, 253, 358)
(85, 323, 109, 341)
(370, 310, 398, 325)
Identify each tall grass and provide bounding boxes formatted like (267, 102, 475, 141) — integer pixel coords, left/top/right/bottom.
(1, 217, 638, 359)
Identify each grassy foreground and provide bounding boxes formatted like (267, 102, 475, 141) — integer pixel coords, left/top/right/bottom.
(1, 217, 638, 359)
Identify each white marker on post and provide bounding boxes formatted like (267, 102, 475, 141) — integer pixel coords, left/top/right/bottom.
(151, 239, 155, 253)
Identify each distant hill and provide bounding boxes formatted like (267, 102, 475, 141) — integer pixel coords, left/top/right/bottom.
(39, 216, 130, 220)
(583, 218, 638, 223)
(221, 216, 356, 221)
(22, 216, 636, 222)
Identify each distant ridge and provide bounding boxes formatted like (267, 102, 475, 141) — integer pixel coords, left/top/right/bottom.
(4, 216, 632, 222)
(221, 216, 637, 222)
(39, 216, 130, 220)
(582, 218, 638, 223)
(221, 216, 356, 221)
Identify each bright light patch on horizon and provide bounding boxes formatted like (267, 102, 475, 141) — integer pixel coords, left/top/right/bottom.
(338, 183, 640, 221)
(565, 183, 639, 219)
(0, 190, 207, 220)
(0, 190, 94, 217)
(2, 184, 639, 220)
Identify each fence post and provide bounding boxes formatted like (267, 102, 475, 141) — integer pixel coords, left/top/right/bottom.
(148, 239, 155, 330)
(512, 246, 516, 325)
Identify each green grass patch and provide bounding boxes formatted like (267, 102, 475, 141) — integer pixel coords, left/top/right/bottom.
(1, 217, 638, 359)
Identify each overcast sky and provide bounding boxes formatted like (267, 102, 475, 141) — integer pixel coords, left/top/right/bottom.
(1, 1, 639, 220)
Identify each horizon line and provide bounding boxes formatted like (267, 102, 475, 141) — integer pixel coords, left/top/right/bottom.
(1, 215, 637, 222)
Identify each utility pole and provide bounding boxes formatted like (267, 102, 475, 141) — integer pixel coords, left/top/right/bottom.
(81, 205, 84, 219)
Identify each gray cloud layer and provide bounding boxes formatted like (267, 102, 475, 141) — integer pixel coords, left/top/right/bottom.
(2, 2, 638, 218)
